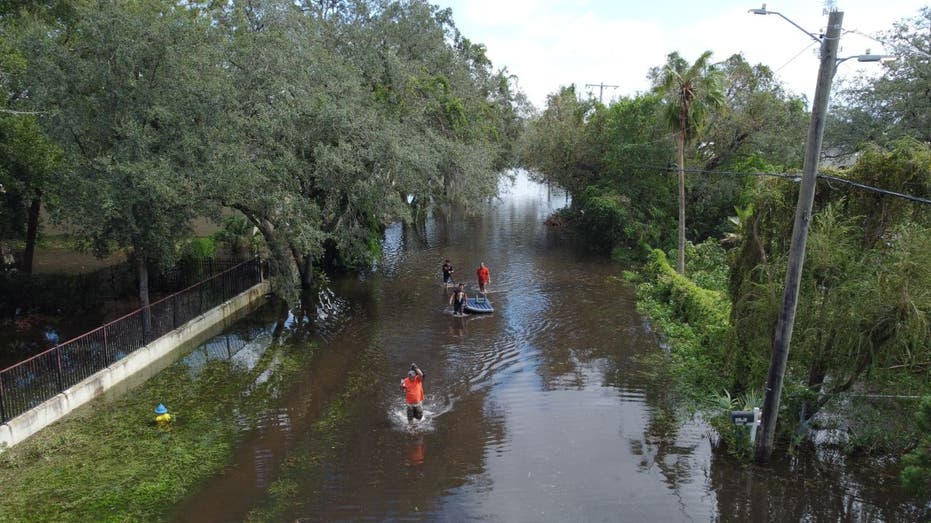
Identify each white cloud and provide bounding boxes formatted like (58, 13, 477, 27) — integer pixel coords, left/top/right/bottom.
(439, 0, 928, 109)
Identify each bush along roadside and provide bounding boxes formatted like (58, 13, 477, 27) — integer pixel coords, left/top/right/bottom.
(630, 242, 931, 486)
(901, 396, 931, 499)
(632, 247, 731, 398)
(629, 243, 765, 458)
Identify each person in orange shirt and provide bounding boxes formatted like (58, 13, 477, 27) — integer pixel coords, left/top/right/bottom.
(476, 262, 491, 294)
(400, 363, 425, 422)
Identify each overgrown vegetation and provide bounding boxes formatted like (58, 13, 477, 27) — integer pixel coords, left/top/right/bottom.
(0, 306, 320, 522)
(901, 396, 931, 497)
(632, 246, 731, 396)
(525, 8, 930, 487)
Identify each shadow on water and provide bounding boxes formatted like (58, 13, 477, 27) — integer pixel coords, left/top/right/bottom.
(171, 171, 928, 522)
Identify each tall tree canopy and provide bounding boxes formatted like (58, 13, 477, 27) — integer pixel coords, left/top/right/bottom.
(4, 0, 523, 302)
(14, 0, 227, 308)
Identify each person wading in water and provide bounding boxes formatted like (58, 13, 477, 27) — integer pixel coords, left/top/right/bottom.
(400, 363, 425, 423)
(442, 258, 454, 286)
(449, 282, 467, 316)
(476, 262, 491, 295)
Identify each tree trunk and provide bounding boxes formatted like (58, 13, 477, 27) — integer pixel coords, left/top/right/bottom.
(301, 254, 313, 289)
(676, 127, 686, 275)
(233, 205, 299, 293)
(21, 190, 42, 274)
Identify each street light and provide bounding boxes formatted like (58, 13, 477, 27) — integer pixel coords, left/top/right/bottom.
(750, 6, 841, 464)
(835, 50, 896, 72)
(749, 4, 821, 43)
(750, 6, 895, 464)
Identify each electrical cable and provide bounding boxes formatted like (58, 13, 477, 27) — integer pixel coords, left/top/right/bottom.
(775, 41, 819, 74)
(651, 165, 931, 205)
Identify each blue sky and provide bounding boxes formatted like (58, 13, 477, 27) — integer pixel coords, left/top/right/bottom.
(433, 0, 929, 108)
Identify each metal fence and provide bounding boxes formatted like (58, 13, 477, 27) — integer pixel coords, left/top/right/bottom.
(0, 259, 263, 424)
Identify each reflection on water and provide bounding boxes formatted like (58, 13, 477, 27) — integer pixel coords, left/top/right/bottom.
(175, 171, 929, 522)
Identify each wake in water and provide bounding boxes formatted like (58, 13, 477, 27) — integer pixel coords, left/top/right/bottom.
(389, 396, 456, 433)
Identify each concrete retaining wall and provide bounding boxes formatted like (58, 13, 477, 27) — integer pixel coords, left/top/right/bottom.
(0, 281, 270, 449)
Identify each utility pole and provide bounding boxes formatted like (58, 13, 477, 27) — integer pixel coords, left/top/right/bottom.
(585, 82, 618, 103)
(755, 9, 844, 463)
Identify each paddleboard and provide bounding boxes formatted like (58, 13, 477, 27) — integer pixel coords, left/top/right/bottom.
(464, 296, 494, 314)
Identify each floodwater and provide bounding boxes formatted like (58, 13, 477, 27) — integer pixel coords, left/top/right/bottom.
(175, 171, 928, 522)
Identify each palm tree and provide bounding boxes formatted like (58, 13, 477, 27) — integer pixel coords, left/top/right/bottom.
(655, 51, 724, 274)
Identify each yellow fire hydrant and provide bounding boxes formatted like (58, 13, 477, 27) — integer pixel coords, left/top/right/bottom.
(154, 403, 172, 425)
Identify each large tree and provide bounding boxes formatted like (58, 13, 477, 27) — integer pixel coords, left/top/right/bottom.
(6, 0, 523, 305)
(828, 7, 931, 155)
(0, 10, 64, 273)
(653, 51, 724, 274)
(700, 54, 807, 173)
(15, 0, 227, 308)
(685, 53, 808, 243)
(520, 85, 599, 196)
(202, 0, 522, 298)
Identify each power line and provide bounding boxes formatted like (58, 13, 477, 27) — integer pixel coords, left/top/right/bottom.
(653, 165, 931, 205)
(818, 173, 931, 204)
(774, 41, 819, 74)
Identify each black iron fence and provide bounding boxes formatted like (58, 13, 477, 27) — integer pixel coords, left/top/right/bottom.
(0, 259, 263, 424)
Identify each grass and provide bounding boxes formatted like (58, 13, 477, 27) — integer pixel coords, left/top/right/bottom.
(244, 344, 385, 522)
(0, 332, 319, 522)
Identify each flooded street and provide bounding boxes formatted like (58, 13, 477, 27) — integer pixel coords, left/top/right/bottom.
(176, 171, 927, 522)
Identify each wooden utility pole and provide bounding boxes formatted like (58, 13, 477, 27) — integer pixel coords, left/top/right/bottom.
(585, 82, 618, 103)
(755, 10, 844, 463)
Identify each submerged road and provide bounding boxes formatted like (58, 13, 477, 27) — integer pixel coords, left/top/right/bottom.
(175, 171, 927, 522)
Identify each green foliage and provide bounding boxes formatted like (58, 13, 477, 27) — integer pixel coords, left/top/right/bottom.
(636, 248, 731, 396)
(574, 186, 632, 254)
(841, 397, 921, 457)
(700, 54, 807, 173)
(726, 139, 931, 446)
(685, 240, 729, 292)
(212, 214, 261, 259)
(4, 0, 524, 301)
(0, 325, 321, 522)
(843, 138, 931, 248)
(178, 237, 216, 264)
(901, 396, 931, 497)
(707, 388, 762, 459)
(653, 50, 725, 145)
(520, 85, 599, 196)
(653, 50, 725, 274)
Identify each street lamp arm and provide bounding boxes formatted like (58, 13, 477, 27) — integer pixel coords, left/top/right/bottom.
(834, 53, 896, 74)
(834, 55, 855, 72)
(749, 5, 822, 44)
